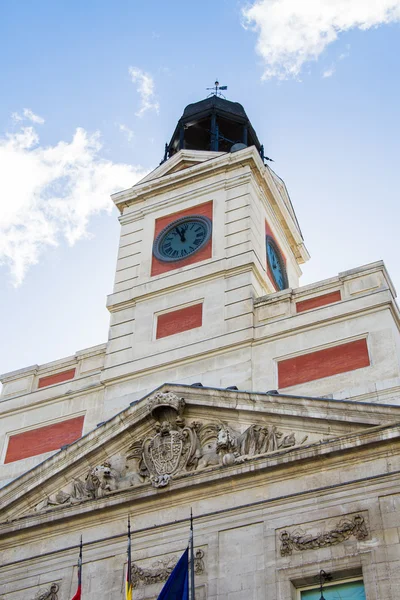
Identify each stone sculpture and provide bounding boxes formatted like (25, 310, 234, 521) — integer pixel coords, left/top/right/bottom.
(279, 514, 369, 556)
(205, 423, 307, 467)
(33, 583, 59, 600)
(126, 391, 202, 488)
(131, 549, 205, 588)
(35, 458, 144, 511)
(131, 555, 177, 588)
(194, 549, 205, 575)
(126, 393, 307, 486)
(34, 391, 309, 510)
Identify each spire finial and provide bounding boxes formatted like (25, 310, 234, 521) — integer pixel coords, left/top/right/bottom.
(206, 80, 228, 98)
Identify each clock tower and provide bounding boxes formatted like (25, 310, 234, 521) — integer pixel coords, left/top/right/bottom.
(2, 92, 400, 600)
(1, 91, 400, 507)
(102, 94, 309, 412)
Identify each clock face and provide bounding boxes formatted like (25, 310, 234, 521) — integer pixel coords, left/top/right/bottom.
(266, 236, 288, 291)
(153, 215, 212, 263)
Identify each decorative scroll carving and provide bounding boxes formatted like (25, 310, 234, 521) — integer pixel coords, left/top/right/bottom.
(131, 550, 205, 588)
(131, 555, 177, 588)
(34, 391, 310, 509)
(33, 583, 59, 600)
(279, 514, 368, 556)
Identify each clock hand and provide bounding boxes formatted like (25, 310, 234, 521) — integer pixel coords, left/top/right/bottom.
(175, 226, 186, 242)
(180, 227, 186, 242)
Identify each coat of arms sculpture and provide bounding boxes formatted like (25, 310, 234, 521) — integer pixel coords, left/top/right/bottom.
(32, 390, 310, 511)
(139, 391, 198, 487)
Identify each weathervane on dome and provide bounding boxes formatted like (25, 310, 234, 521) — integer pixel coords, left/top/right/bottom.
(206, 80, 228, 98)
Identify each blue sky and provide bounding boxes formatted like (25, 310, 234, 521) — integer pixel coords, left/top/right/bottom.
(1, 0, 400, 375)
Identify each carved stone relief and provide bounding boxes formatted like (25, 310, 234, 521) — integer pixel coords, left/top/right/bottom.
(35, 458, 144, 512)
(279, 514, 368, 556)
(132, 555, 177, 589)
(126, 391, 308, 487)
(138, 392, 199, 488)
(194, 549, 205, 575)
(131, 549, 205, 588)
(33, 584, 59, 600)
(34, 391, 310, 511)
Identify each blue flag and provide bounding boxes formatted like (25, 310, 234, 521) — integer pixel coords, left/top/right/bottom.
(157, 548, 189, 600)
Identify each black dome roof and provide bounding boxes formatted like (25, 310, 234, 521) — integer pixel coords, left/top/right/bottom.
(165, 95, 262, 159)
(181, 96, 248, 121)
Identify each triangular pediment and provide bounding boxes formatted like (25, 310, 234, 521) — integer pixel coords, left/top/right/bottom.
(137, 150, 223, 185)
(1, 384, 400, 530)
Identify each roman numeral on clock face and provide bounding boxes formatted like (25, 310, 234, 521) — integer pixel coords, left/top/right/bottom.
(154, 215, 212, 263)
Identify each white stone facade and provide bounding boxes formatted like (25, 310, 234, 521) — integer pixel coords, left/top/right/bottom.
(0, 142, 400, 599)
(1, 386, 400, 599)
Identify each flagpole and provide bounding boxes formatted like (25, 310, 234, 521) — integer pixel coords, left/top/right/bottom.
(190, 508, 195, 600)
(79, 535, 82, 593)
(126, 516, 133, 600)
(78, 536, 82, 596)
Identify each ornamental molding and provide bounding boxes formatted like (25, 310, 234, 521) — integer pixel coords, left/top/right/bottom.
(132, 555, 177, 589)
(131, 549, 205, 588)
(33, 391, 310, 511)
(147, 391, 186, 419)
(279, 514, 368, 557)
(113, 147, 258, 210)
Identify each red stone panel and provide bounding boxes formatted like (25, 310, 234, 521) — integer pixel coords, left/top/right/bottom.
(156, 303, 203, 339)
(151, 202, 213, 276)
(278, 339, 370, 389)
(296, 290, 342, 313)
(38, 368, 76, 389)
(4, 416, 84, 463)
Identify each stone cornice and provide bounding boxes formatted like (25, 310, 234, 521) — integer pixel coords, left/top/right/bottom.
(254, 291, 400, 341)
(118, 174, 250, 226)
(0, 378, 104, 418)
(127, 150, 222, 189)
(2, 468, 400, 569)
(106, 258, 267, 312)
(111, 149, 257, 208)
(0, 344, 106, 388)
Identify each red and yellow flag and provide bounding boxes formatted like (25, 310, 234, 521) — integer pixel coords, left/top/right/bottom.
(71, 537, 82, 600)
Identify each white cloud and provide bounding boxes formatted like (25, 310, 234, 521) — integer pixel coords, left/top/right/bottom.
(0, 120, 147, 285)
(322, 66, 336, 78)
(242, 0, 400, 79)
(22, 108, 45, 124)
(12, 108, 45, 124)
(129, 67, 160, 117)
(11, 112, 23, 123)
(118, 123, 135, 142)
(322, 44, 350, 78)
